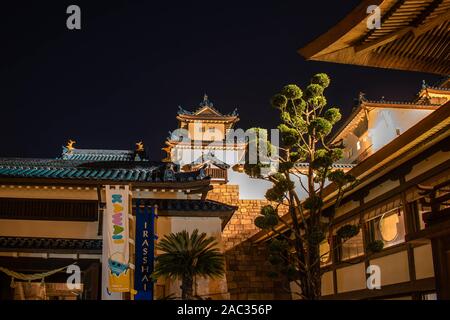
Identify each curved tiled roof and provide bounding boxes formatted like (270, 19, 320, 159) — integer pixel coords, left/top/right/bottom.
(0, 158, 207, 183)
(60, 146, 149, 162)
(364, 99, 441, 106)
(298, 0, 450, 75)
(62, 148, 137, 161)
(177, 95, 239, 118)
(0, 236, 102, 252)
(294, 163, 355, 169)
(145, 199, 237, 212)
(424, 85, 450, 92)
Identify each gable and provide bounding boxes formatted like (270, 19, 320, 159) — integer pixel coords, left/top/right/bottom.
(195, 106, 222, 116)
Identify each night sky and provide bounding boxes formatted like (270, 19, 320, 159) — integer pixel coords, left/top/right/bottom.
(0, 1, 441, 159)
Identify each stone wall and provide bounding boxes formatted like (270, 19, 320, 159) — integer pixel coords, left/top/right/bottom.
(207, 184, 291, 300)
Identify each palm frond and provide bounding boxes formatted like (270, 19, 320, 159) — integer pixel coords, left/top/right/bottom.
(153, 229, 225, 280)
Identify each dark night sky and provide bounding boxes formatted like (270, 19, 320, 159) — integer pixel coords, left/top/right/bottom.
(0, 1, 441, 159)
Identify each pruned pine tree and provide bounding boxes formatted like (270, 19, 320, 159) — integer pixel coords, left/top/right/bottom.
(244, 73, 382, 300)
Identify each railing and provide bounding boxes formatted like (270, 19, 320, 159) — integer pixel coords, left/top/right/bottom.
(418, 179, 450, 227)
(205, 168, 228, 183)
(353, 144, 373, 164)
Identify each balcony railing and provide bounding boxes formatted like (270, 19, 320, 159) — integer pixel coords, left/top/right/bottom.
(205, 168, 228, 183)
(418, 179, 450, 227)
(353, 144, 373, 164)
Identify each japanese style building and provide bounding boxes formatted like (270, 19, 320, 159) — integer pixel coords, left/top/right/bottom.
(0, 0, 449, 301)
(251, 78, 449, 299)
(298, 0, 450, 75)
(0, 142, 236, 300)
(252, 0, 450, 300)
(164, 94, 246, 183)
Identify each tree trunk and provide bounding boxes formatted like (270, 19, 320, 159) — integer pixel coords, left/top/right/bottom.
(181, 276, 194, 300)
(307, 245, 322, 300)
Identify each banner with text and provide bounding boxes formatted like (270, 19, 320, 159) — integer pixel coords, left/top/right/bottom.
(134, 201, 155, 300)
(105, 185, 131, 293)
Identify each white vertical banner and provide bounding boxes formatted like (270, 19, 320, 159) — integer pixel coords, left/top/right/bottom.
(102, 185, 131, 296)
(101, 214, 123, 300)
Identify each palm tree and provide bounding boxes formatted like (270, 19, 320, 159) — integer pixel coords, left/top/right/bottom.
(153, 229, 225, 300)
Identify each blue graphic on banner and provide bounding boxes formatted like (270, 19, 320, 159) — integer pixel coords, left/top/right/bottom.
(134, 200, 156, 300)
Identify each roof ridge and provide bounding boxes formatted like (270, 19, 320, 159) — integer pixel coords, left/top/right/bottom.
(364, 99, 441, 106)
(68, 148, 134, 154)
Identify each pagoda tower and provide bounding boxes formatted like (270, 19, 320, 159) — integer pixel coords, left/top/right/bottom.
(163, 94, 246, 183)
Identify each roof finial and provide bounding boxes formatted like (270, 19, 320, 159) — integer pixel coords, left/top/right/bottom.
(135, 141, 144, 152)
(66, 139, 76, 151)
(358, 92, 366, 102)
(422, 79, 427, 89)
(200, 93, 213, 107)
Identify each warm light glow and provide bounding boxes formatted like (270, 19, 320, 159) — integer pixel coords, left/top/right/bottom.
(66, 139, 76, 151)
(379, 212, 400, 242)
(319, 240, 330, 263)
(135, 141, 144, 152)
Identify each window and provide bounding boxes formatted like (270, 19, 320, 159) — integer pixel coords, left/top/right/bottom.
(333, 224, 364, 261)
(409, 200, 427, 231)
(421, 292, 437, 300)
(208, 127, 215, 133)
(319, 239, 331, 266)
(339, 229, 364, 261)
(199, 126, 206, 133)
(367, 208, 406, 249)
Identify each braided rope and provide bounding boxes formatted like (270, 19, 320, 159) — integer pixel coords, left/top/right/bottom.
(0, 264, 74, 281)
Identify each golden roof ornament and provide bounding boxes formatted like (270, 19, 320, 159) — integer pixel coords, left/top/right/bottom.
(66, 139, 76, 151)
(135, 141, 145, 152)
(161, 146, 172, 162)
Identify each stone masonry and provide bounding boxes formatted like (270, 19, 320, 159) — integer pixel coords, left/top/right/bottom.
(207, 184, 291, 300)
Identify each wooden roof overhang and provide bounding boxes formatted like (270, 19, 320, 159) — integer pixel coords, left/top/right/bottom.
(136, 199, 238, 230)
(251, 101, 450, 243)
(165, 139, 247, 150)
(0, 236, 102, 254)
(424, 87, 450, 95)
(299, 0, 450, 75)
(0, 177, 211, 192)
(176, 114, 239, 123)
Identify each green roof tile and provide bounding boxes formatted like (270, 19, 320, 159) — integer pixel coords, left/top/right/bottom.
(0, 157, 208, 183)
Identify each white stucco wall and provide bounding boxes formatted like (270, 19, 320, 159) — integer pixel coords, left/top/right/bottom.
(172, 148, 244, 167)
(227, 170, 272, 200)
(368, 108, 432, 153)
(341, 108, 433, 163)
(227, 170, 315, 201)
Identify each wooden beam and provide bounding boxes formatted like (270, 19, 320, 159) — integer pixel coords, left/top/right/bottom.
(355, 27, 413, 54)
(322, 277, 435, 300)
(412, 9, 450, 37)
(359, 0, 407, 44)
(298, 0, 383, 59)
(411, 0, 445, 28)
(355, 6, 449, 54)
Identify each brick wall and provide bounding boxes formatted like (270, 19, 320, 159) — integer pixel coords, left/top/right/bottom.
(207, 184, 291, 300)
